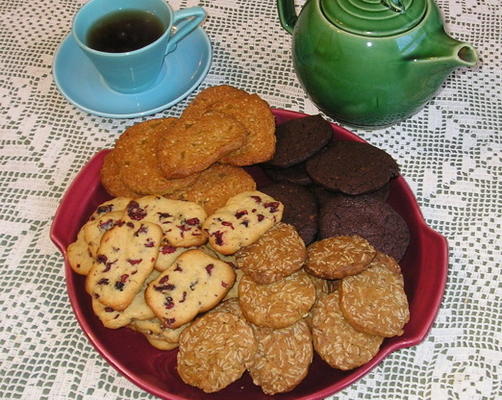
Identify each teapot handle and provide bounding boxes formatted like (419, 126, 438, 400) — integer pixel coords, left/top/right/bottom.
(277, 0, 297, 34)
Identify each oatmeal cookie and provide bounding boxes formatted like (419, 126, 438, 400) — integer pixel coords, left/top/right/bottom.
(311, 290, 383, 370)
(100, 150, 141, 198)
(171, 163, 256, 215)
(177, 311, 257, 393)
(145, 250, 235, 328)
(239, 270, 316, 328)
(235, 222, 306, 284)
(305, 235, 376, 279)
(203, 191, 284, 255)
(249, 320, 312, 395)
(157, 111, 247, 179)
(182, 85, 248, 120)
(339, 252, 410, 337)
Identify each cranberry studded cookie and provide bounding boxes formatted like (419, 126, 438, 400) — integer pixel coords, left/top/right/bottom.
(92, 270, 159, 329)
(88, 197, 131, 221)
(311, 290, 384, 370)
(339, 252, 410, 337)
(67, 229, 94, 276)
(235, 222, 306, 284)
(305, 235, 376, 279)
(203, 191, 284, 255)
(83, 210, 124, 258)
(248, 320, 313, 395)
(157, 111, 247, 179)
(124, 196, 207, 248)
(145, 249, 236, 328)
(239, 270, 316, 329)
(86, 220, 162, 311)
(129, 317, 190, 350)
(177, 311, 257, 393)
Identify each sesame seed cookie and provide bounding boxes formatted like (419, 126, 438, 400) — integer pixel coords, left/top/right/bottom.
(177, 311, 257, 393)
(339, 252, 410, 337)
(100, 150, 142, 198)
(171, 163, 256, 215)
(203, 191, 284, 255)
(248, 319, 313, 395)
(311, 290, 383, 370)
(305, 235, 376, 279)
(238, 270, 316, 329)
(145, 249, 236, 328)
(235, 222, 306, 284)
(157, 111, 247, 179)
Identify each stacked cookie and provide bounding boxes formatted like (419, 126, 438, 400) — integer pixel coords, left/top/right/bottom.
(262, 114, 410, 261)
(100, 85, 276, 215)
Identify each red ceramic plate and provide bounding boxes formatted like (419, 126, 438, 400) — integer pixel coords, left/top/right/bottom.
(50, 108, 448, 400)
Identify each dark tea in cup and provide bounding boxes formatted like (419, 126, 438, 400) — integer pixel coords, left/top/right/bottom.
(86, 10, 165, 53)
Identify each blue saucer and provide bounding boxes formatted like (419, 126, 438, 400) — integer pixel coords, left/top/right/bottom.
(52, 28, 212, 118)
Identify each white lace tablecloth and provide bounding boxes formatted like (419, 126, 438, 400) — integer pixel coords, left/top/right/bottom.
(0, 0, 500, 399)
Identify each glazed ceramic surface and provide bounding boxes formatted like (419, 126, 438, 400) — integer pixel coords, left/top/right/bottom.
(50, 108, 448, 400)
(277, 0, 478, 127)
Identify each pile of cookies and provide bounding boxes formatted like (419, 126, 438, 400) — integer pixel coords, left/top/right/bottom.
(100, 85, 276, 215)
(68, 190, 409, 395)
(261, 114, 410, 261)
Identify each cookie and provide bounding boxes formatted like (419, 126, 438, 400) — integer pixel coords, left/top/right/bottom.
(145, 249, 236, 328)
(171, 163, 256, 215)
(238, 270, 316, 328)
(182, 85, 248, 120)
(85, 220, 162, 311)
(67, 228, 94, 276)
(312, 184, 390, 208)
(248, 320, 313, 395)
(212, 94, 276, 166)
(235, 222, 306, 284)
(339, 252, 410, 337)
(202, 191, 284, 255)
(177, 311, 257, 393)
(311, 290, 383, 370)
(100, 150, 142, 198)
(88, 197, 131, 221)
(305, 140, 399, 195)
(92, 270, 159, 329)
(319, 195, 410, 261)
(83, 210, 124, 258)
(129, 318, 189, 350)
(267, 114, 332, 168)
(263, 162, 313, 186)
(260, 182, 318, 244)
(113, 118, 197, 195)
(305, 235, 376, 279)
(157, 111, 247, 179)
(124, 196, 207, 248)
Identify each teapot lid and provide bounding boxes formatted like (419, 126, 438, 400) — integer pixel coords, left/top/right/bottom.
(320, 0, 427, 37)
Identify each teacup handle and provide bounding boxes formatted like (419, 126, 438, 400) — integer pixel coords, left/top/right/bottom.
(166, 7, 206, 54)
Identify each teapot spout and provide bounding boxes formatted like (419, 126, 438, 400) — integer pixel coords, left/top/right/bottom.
(452, 41, 478, 67)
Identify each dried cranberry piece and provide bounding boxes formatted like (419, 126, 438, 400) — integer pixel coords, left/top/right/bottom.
(185, 218, 200, 226)
(96, 254, 108, 264)
(115, 281, 125, 291)
(134, 224, 148, 236)
(144, 239, 155, 247)
(96, 204, 113, 214)
(264, 201, 280, 213)
(157, 212, 172, 219)
(240, 220, 249, 227)
(159, 275, 170, 284)
(97, 278, 109, 285)
(179, 291, 187, 303)
(174, 264, 183, 272)
(104, 307, 115, 312)
(164, 318, 176, 327)
(235, 210, 248, 219)
(257, 214, 265, 222)
(102, 258, 117, 272)
(164, 296, 175, 309)
(161, 245, 176, 254)
(98, 219, 115, 231)
(221, 281, 229, 288)
(127, 258, 142, 265)
(189, 280, 198, 290)
(250, 195, 262, 203)
(205, 264, 214, 275)
(212, 230, 224, 246)
(127, 201, 147, 220)
(221, 221, 234, 229)
(155, 283, 176, 291)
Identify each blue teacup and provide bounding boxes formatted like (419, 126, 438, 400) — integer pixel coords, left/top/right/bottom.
(72, 0, 206, 93)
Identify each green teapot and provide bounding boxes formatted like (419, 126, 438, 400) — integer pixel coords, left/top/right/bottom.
(277, 0, 478, 127)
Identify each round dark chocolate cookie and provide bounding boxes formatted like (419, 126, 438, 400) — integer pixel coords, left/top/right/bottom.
(305, 140, 399, 195)
(319, 196, 409, 261)
(267, 114, 333, 168)
(263, 162, 313, 186)
(312, 183, 390, 207)
(260, 182, 318, 244)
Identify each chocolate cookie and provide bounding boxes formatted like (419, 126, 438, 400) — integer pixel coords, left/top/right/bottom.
(267, 114, 333, 168)
(319, 196, 409, 261)
(263, 162, 313, 186)
(306, 140, 399, 195)
(260, 182, 318, 244)
(312, 183, 390, 208)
